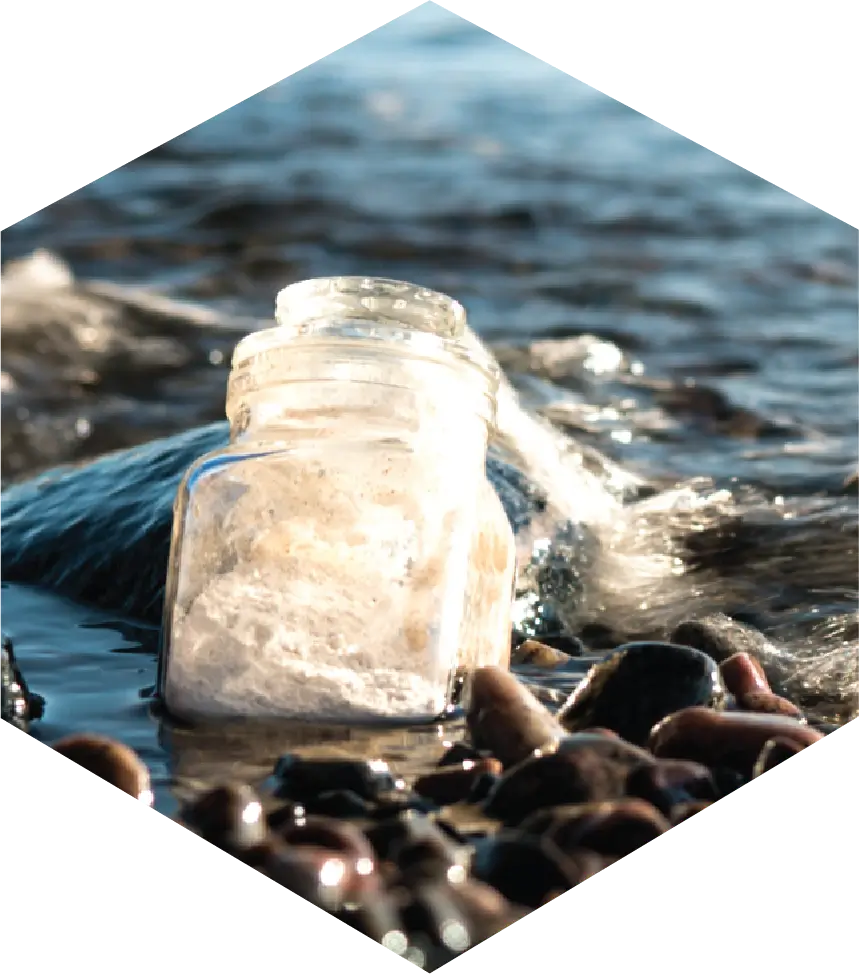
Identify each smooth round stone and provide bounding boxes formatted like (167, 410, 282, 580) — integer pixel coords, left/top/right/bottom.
(556, 642, 726, 746)
(365, 811, 471, 882)
(335, 894, 409, 955)
(414, 759, 503, 806)
(52, 733, 152, 802)
(625, 759, 718, 815)
(519, 799, 670, 858)
(471, 834, 604, 908)
(273, 755, 396, 802)
(483, 734, 655, 826)
(467, 666, 567, 769)
(181, 783, 268, 851)
(649, 707, 824, 773)
(669, 801, 713, 825)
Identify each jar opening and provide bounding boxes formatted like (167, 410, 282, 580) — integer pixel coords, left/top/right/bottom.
(229, 277, 500, 416)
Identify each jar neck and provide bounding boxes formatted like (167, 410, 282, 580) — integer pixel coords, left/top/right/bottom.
(227, 345, 493, 448)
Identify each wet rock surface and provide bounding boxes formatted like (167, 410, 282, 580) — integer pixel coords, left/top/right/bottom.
(556, 642, 726, 745)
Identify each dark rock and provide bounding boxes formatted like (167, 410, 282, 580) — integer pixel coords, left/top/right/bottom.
(483, 733, 654, 826)
(365, 811, 471, 882)
(335, 894, 409, 955)
(649, 707, 823, 774)
(414, 759, 503, 806)
(276, 816, 380, 899)
(625, 759, 718, 815)
(671, 615, 778, 672)
(556, 642, 726, 746)
(181, 783, 268, 852)
(443, 879, 530, 940)
(52, 733, 152, 801)
(669, 801, 713, 825)
(467, 666, 566, 769)
(520, 799, 670, 858)
(1, 634, 45, 731)
(302, 790, 372, 818)
(273, 754, 396, 802)
(471, 833, 604, 908)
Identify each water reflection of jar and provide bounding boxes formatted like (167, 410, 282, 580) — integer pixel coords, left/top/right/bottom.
(159, 277, 516, 724)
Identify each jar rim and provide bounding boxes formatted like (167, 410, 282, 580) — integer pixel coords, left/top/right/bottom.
(231, 276, 500, 393)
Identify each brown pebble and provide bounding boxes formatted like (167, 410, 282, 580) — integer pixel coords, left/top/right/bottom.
(414, 759, 503, 805)
(468, 666, 566, 769)
(520, 799, 670, 858)
(719, 652, 770, 696)
(53, 733, 151, 802)
(483, 733, 655, 826)
(649, 707, 823, 774)
(736, 691, 804, 720)
(512, 640, 573, 668)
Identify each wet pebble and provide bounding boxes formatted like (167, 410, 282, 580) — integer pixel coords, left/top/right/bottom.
(625, 759, 718, 815)
(467, 665, 566, 769)
(512, 639, 577, 668)
(414, 759, 503, 806)
(471, 833, 604, 908)
(719, 652, 770, 696)
(365, 811, 471, 883)
(649, 707, 823, 774)
(181, 783, 268, 853)
(519, 799, 670, 858)
(273, 754, 396, 802)
(483, 733, 655, 825)
(52, 733, 152, 802)
(669, 801, 713, 825)
(556, 642, 726, 746)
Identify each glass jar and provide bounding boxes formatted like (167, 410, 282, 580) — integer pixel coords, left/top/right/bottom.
(159, 277, 516, 724)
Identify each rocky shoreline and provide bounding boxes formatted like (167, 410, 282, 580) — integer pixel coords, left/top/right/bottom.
(3, 623, 835, 971)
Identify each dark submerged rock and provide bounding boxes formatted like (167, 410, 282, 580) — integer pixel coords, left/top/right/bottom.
(273, 754, 397, 803)
(413, 759, 503, 806)
(482, 733, 654, 826)
(471, 833, 604, 908)
(625, 759, 718, 815)
(556, 641, 726, 746)
(519, 799, 670, 858)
